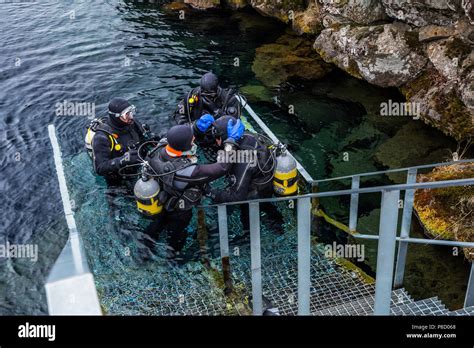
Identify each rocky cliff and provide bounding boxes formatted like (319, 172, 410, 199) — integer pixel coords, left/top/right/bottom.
(176, 0, 473, 141)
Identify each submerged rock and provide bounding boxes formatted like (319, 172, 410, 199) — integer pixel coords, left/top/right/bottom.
(240, 84, 273, 103)
(374, 122, 455, 182)
(252, 33, 332, 87)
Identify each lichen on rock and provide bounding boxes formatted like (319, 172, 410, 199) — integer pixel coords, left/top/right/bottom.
(401, 67, 474, 141)
(320, 0, 388, 26)
(381, 0, 465, 27)
(314, 23, 429, 87)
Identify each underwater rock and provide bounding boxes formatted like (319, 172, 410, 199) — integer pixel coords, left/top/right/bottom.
(240, 85, 273, 103)
(356, 208, 381, 271)
(230, 10, 283, 35)
(252, 33, 332, 87)
(313, 23, 428, 88)
(381, 0, 465, 27)
(374, 122, 455, 182)
(414, 163, 474, 260)
(320, 0, 388, 26)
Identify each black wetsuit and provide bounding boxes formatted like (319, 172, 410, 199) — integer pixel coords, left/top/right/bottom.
(91, 115, 146, 185)
(213, 133, 282, 232)
(173, 86, 240, 125)
(144, 143, 233, 254)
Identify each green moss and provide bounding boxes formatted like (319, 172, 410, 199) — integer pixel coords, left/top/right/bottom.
(400, 70, 432, 100)
(433, 90, 473, 141)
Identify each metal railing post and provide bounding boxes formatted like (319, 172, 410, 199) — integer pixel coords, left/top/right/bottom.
(374, 190, 400, 315)
(249, 202, 263, 315)
(297, 197, 311, 315)
(217, 205, 233, 295)
(394, 168, 417, 288)
(465, 262, 474, 308)
(349, 175, 360, 233)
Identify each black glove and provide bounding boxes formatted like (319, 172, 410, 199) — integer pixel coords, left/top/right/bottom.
(118, 149, 140, 168)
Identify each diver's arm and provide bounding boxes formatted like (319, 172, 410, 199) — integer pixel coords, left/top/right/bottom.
(92, 133, 139, 176)
(173, 99, 190, 125)
(92, 133, 121, 176)
(175, 161, 232, 185)
(214, 162, 253, 203)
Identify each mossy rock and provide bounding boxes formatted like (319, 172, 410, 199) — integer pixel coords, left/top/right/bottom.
(252, 33, 332, 87)
(414, 163, 474, 260)
(401, 69, 474, 141)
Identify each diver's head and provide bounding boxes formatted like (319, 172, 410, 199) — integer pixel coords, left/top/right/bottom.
(166, 125, 197, 157)
(108, 97, 136, 126)
(212, 115, 237, 147)
(200, 72, 219, 101)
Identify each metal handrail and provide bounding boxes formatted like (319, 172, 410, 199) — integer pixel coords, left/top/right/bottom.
(200, 178, 474, 208)
(311, 159, 474, 184)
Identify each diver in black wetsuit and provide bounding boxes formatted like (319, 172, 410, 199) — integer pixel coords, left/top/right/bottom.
(173, 72, 240, 126)
(87, 97, 150, 186)
(143, 118, 245, 259)
(207, 116, 284, 233)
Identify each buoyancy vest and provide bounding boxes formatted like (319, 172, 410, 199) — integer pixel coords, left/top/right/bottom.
(147, 140, 203, 211)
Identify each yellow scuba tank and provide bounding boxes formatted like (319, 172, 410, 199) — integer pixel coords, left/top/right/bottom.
(273, 150, 298, 196)
(134, 176, 163, 216)
(85, 127, 95, 157)
(85, 117, 121, 157)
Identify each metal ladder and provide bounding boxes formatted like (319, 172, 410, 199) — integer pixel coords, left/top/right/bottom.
(206, 161, 474, 315)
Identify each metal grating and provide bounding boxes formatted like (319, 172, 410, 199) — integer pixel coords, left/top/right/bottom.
(446, 306, 474, 316)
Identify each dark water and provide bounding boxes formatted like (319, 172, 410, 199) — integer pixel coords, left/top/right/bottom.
(0, 1, 469, 314)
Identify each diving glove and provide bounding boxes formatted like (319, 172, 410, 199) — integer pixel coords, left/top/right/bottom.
(195, 114, 215, 133)
(118, 149, 140, 167)
(225, 119, 244, 144)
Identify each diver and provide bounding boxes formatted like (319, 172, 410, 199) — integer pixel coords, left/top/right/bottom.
(141, 118, 245, 260)
(206, 116, 284, 234)
(173, 72, 241, 126)
(85, 97, 152, 186)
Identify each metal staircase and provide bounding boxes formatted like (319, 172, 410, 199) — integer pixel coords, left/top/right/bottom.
(44, 100, 474, 316)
